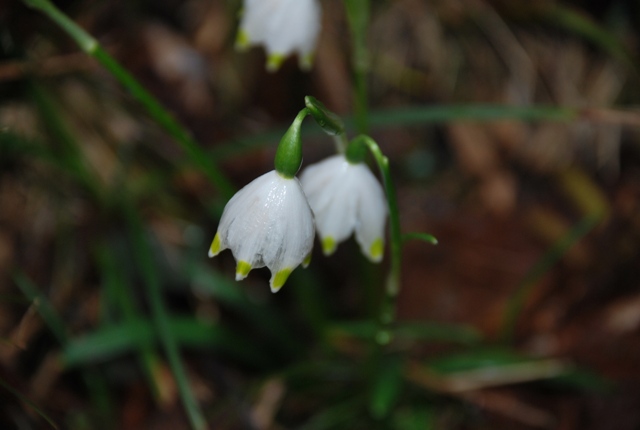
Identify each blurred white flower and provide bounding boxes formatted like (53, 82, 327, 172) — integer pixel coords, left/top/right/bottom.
(236, 0, 321, 71)
(209, 170, 315, 292)
(300, 155, 387, 262)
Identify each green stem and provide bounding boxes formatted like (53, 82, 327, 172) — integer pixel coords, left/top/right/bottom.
(345, 0, 371, 134)
(124, 202, 208, 430)
(357, 136, 402, 344)
(97, 245, 163, 403)
(13, 273, 114, 429)
(501, 213, 601, 342)
(22, 0, 235, 199)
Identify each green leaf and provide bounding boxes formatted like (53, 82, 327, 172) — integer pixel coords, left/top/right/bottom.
(548, 367, 612, 392)
(0, 378, 59, 429)
(300, 397, 365, 430)
(369, 355, 404, 419)
(330, 320, 482, 345)
(402, 232, 439, 245)
(63, 317, 264, 367)
(427, 348, 530, 373)
(187, 262, 301, 358)
(393, 407, 436, 430)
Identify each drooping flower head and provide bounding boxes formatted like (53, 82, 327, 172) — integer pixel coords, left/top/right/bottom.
(209, 171, 314, 292)
(209, 108, 313, 292)
(300, 154, 388, 262)
(236, 0, 322, 71)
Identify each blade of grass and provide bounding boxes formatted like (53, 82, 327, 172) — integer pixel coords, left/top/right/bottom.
(22, 0, 235, 199)
(501, 213, 601, 342)
(369, 354, 403, 419)
(299, 396, 365, 430)
(208, 104, 582, 163)
(124, 202, 207, 430)
(0, 378, 59, 429)
(345, 0, 371, 134)
(13, 272, 114, 429)
(402, 232, 439, 245)
(63, 316, 265, 368)
(28, 82, 103, 202)
(330, 320, 482, 345)
(187, 262, 302, 361)
(365, 104, 577, 128)
(96, 245, 163, 401)
(543, 4, 638, 71)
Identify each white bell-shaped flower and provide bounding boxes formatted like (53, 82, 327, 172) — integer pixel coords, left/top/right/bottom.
(236, 0, 321, 71)
(300, 155, 387, 262)
(209, 170, 315, 292)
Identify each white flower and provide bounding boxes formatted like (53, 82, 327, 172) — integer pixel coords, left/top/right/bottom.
(209, 170, 315, 292)
(236, 0, 322, 71)
(300, 155, 387, 262)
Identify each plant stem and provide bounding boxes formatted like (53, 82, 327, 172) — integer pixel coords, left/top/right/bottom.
(345, 0, 371, 134)
(357, 136, 402, 344)
(22, 0, 235, 199)
(501, 213, 601, 342)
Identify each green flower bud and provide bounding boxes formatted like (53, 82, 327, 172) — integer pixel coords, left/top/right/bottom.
(274, 109, 308, 178)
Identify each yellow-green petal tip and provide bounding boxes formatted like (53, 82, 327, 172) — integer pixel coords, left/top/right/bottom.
(302, 252, 312, 268)
(368, 238, 384, 263)
(266, 53, 286, 72)
(235, 260, 252, 280)
(270, 268, 292, 293)
(321, 236, 337, 256)
(299, 53, 315, 71)
(235, 29, 250, 51)
(208, 233, 221, 257)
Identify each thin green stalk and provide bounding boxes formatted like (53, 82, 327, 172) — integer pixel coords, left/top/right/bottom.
(124, 202, 208, 430)
(29, 83, 103, 202)
(97, 245, 163, 402)
(345, 0, 371, 134)
(22, 0, 235, 199)
(13, 272, 114, 429)
(356, 136, 403, 344)
(501, 213, 601, 342)
(0, 379, 59, 429)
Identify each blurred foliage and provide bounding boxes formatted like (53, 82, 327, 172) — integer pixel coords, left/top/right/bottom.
(1, 0, 640, 429)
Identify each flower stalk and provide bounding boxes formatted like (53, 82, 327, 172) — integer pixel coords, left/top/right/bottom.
(352, 135, 403, 344)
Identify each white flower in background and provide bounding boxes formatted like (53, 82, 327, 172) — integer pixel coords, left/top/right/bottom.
(236, 0, 322, 71)
(209, 170, 315, 293)
(300, 155, 388, 262)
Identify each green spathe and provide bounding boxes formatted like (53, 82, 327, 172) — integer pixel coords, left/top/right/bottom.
(274, 109, 308, 178)
(304, 96, 345, 136)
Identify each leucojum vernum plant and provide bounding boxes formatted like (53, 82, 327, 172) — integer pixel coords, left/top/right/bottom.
(210, 0, 436, 346)
(208, 98, 388, 293)
(20, 0, 437, 426)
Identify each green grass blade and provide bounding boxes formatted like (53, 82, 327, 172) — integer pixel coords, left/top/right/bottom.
(13, 272, 114, 428)
(501, 213, 601, 341)
(22, 0, 235, 199)
(330, 320, 482, 345)
(365, 104, 577, 129)
(124, 203, 207, 430)
(369, 355, 403, 419)
(63, 317, 264, 368)
(545, 4, 637, 71)
(13, 272, 68, 343)
(186, 261, 302, 359)
(0, 378, 59, 429)
(402, 232, 439, 245)
(96, 245, 162, 401)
